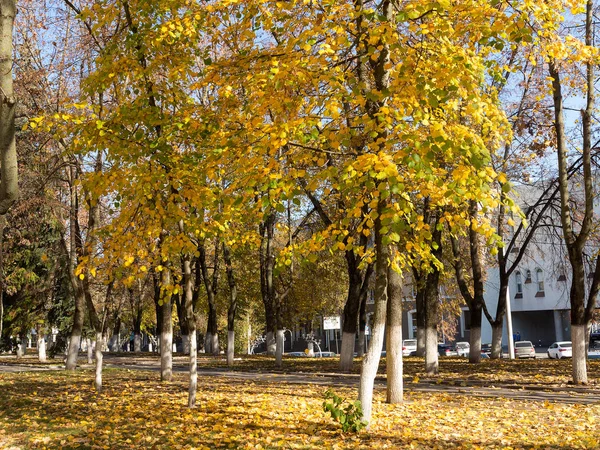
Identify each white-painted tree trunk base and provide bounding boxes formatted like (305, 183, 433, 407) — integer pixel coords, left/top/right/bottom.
(16, 339, 25, 358)
(469, 326, 482, 363)
(95, 332, 103, 392)
(416, 327, 425, 356)
(266, 331, 276, 355)
(211, 333, 219, 356)
(359, 322, 385, 425)
(38, 335, 46, 362)
(181, 334, 190, 355)
(490, 324, 502, 359)
(134, 333, 142, 353)
(188, 328, 198, 407)
(572, 324, 588, 384)
(66, 333, 81, 369)
(307, 341, 314, 357)
(227, 330, 235, 366)
(386, 324, 403, 403)
(425, 326, 438, 375)
(87, 338, 93, 364)
(275, 329, 284, 367)
(339, 331, 356, 372)
(160, 329, 173, 382)
(108, 335, 119, 353)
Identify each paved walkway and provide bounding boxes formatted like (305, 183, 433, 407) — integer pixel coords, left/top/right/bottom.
(2, 357, 599, 405)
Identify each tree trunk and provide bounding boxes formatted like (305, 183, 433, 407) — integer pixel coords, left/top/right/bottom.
(416, 326, 425, 356)
(424, 220, 442, 375)
(0, 216, 5, 340)
(0, 0, 19, 215)
(182, 334, 190, 354)
(357, 292, 367, 357)
(275, 328, 284, 367)
(227, 330, 235, 365)
(95, 331, 104, 392)
(358, 212, 389, 425)
(469, 306, 482, 364)
(423, 270, 439, 375)
(259, 212, 277, 356)
(572, 324, 587, 384)
(339, 259, 363, 371)
(424, 325, 438, 375)
(414, 274, 425, 356)
(87, 337, 93, 364)
(198, 239, 220, 356)
(423, 271, 440, 375)
(182, 255, 197, 407)
(38, 332, 47, 362)
(175, 292, 188, 353)
(160, 299, 173, 380)
(134, 333, 142, 352)
(109, 316, 121, 352)
(223, 242, 237, 367)
(491, 321, 503, 358)
(160, 291, 173, 382)
(386, 263, 403, 404)
(550, 43, 593, 384)
(66, 292, 84, 369)
(16, 335, 25, 358)
(490, 281, 507, 359)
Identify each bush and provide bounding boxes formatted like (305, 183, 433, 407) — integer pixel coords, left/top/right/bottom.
(322, 389, 366, 433)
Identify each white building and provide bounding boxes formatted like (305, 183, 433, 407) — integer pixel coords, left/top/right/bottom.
(458, 183, 599, 346)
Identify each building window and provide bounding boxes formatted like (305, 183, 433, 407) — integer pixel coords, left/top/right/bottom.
(515, 271, 523, 298)
(536, 268, 544, 292)
(535, 268, 545, 297)
(525, 269, 532, 283)
(515, 271, 523, 294)
(463, 310, 471, 331)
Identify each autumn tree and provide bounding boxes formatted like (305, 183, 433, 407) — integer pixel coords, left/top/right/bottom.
(548, 0, 600, 384)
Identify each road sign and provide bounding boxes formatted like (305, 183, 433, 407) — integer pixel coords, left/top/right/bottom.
(323, 316, 341, 330)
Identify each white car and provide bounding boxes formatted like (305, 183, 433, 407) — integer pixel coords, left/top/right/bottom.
(547, 341, 572, 359)
(402, 339, 417, 356)
(455, 341, 470, 357)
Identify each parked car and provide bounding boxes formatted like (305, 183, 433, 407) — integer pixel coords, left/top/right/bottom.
(438, 343, 458, 357)
(547, 341, 572, 359)
(402, 339, 417, 357)
(455, 341, 470, 357)
(514, 340, 536, 359)
(313, 351, 336, 358)
(481, 343, 492, 356)
(588, 337, 600, 360)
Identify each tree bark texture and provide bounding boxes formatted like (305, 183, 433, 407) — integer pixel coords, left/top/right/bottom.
(87, 337, 93, 364)
(199, 238, 220, 356)
(183, 255, 197, 407)
(259, 212, 277, 355)
(223, 242, 237, 366)
(358, 217, 389, 425)
(386, 263, 403, 404)
(0, 0, 19, 215)
(159, 269, 173, 382)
